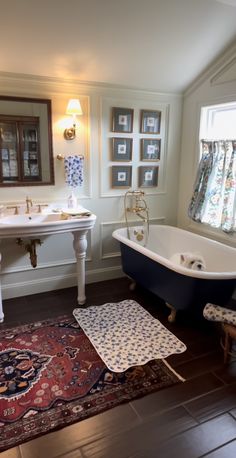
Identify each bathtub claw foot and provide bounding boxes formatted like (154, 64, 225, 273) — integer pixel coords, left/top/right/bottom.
(129, 281, 136, 291)
(166, 303, 177, 323)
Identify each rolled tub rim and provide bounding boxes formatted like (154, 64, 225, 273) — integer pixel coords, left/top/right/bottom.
(112, 224, 236, 280)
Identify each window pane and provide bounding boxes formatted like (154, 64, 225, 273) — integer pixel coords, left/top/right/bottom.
(200, 102, 236, 140)
(212, 108, 236, 138)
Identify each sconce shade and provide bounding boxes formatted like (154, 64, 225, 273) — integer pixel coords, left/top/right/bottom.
(64, 99, 83, 140)
(66, 99, 83, 116)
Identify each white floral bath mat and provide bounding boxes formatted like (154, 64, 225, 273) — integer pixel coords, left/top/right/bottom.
(73, 299, 187, 372)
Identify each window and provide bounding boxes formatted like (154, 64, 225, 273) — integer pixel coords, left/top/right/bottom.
(188, 102, 236, 233)
(200, 101, 236, 140)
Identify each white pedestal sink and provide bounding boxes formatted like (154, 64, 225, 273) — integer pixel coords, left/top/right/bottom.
(0, 207, 96, 322)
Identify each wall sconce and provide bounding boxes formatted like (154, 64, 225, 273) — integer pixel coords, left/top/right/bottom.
(64, 99, 83, 140)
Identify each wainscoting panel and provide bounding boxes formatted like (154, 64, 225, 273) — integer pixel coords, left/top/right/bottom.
(1, 265, 124, 299)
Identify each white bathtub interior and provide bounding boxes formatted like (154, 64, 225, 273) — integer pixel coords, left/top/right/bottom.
(115, 225, 236, 276)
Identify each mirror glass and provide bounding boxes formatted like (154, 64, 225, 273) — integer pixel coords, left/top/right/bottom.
(0, 96, 54, 186)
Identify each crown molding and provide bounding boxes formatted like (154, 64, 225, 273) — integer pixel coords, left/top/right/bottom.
(210, 55, 236, 85)
(0, 71, 182, 99)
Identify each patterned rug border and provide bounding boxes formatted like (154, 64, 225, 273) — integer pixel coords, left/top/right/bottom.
(0, 314, 71, 337)
(0, 314, 185, 452)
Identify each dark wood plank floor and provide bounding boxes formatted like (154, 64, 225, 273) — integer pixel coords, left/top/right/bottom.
(1, 277, 236, 458)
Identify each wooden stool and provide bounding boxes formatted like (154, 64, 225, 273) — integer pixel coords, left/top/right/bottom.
(222, 323, 236, 363)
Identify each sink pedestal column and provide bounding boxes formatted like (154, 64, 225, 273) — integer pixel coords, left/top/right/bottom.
(73, 230, 88, 305)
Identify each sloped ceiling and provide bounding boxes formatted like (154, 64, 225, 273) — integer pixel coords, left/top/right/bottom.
(1, 0, 236, 93)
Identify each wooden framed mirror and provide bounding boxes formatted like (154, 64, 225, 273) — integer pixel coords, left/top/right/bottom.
(0, 96, 54, 186)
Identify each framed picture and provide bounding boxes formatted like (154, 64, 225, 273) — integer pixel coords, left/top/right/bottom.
(111, 165, 132, 188)
(140, 139, 161, 161)
(111, 138, 133, 161)
(139, 166, 158, 187)
(112, 107, 134, 133)
(140, 109, 161, 134)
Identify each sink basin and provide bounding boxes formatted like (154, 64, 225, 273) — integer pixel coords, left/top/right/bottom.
(0, 213, 62, 225)
(0, 209, 96, 238)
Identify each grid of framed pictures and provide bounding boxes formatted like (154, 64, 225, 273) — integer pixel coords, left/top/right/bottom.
(110, 106, 161, 189)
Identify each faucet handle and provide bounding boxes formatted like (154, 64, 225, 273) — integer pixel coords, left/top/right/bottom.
(37, 204, 48, 213)
(25, 196, 33, 214)
(7, 205, 19, 215)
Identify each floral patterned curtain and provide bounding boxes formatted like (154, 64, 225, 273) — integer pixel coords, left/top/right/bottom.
(188, 140, 236, 233)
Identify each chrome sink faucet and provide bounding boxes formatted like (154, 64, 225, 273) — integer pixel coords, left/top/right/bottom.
(25, 196, 33, 214)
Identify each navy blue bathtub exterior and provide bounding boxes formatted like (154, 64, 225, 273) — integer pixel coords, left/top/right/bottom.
(119, 243, 236, 314)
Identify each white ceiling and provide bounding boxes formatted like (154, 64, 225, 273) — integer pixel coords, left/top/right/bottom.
(1, 0, 236, 93)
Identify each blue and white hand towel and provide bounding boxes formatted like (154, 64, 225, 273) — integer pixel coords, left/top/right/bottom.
(64, 155, 84, 188)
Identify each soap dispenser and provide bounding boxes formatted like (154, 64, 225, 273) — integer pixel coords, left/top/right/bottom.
(67, 189, 77, 209)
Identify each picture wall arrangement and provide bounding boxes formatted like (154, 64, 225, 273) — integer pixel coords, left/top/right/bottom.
(110, 107, 162, 189)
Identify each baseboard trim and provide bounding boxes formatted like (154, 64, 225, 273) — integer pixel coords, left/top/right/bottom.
(2, 266, 124, 299)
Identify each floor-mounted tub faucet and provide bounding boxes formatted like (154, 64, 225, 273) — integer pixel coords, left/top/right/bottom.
(124, 190, 149, 242)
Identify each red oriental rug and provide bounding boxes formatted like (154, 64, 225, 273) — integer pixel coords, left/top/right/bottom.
(0, 315, 184, 452)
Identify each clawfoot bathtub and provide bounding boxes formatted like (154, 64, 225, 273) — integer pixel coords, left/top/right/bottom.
(112, 225, 236, 322)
